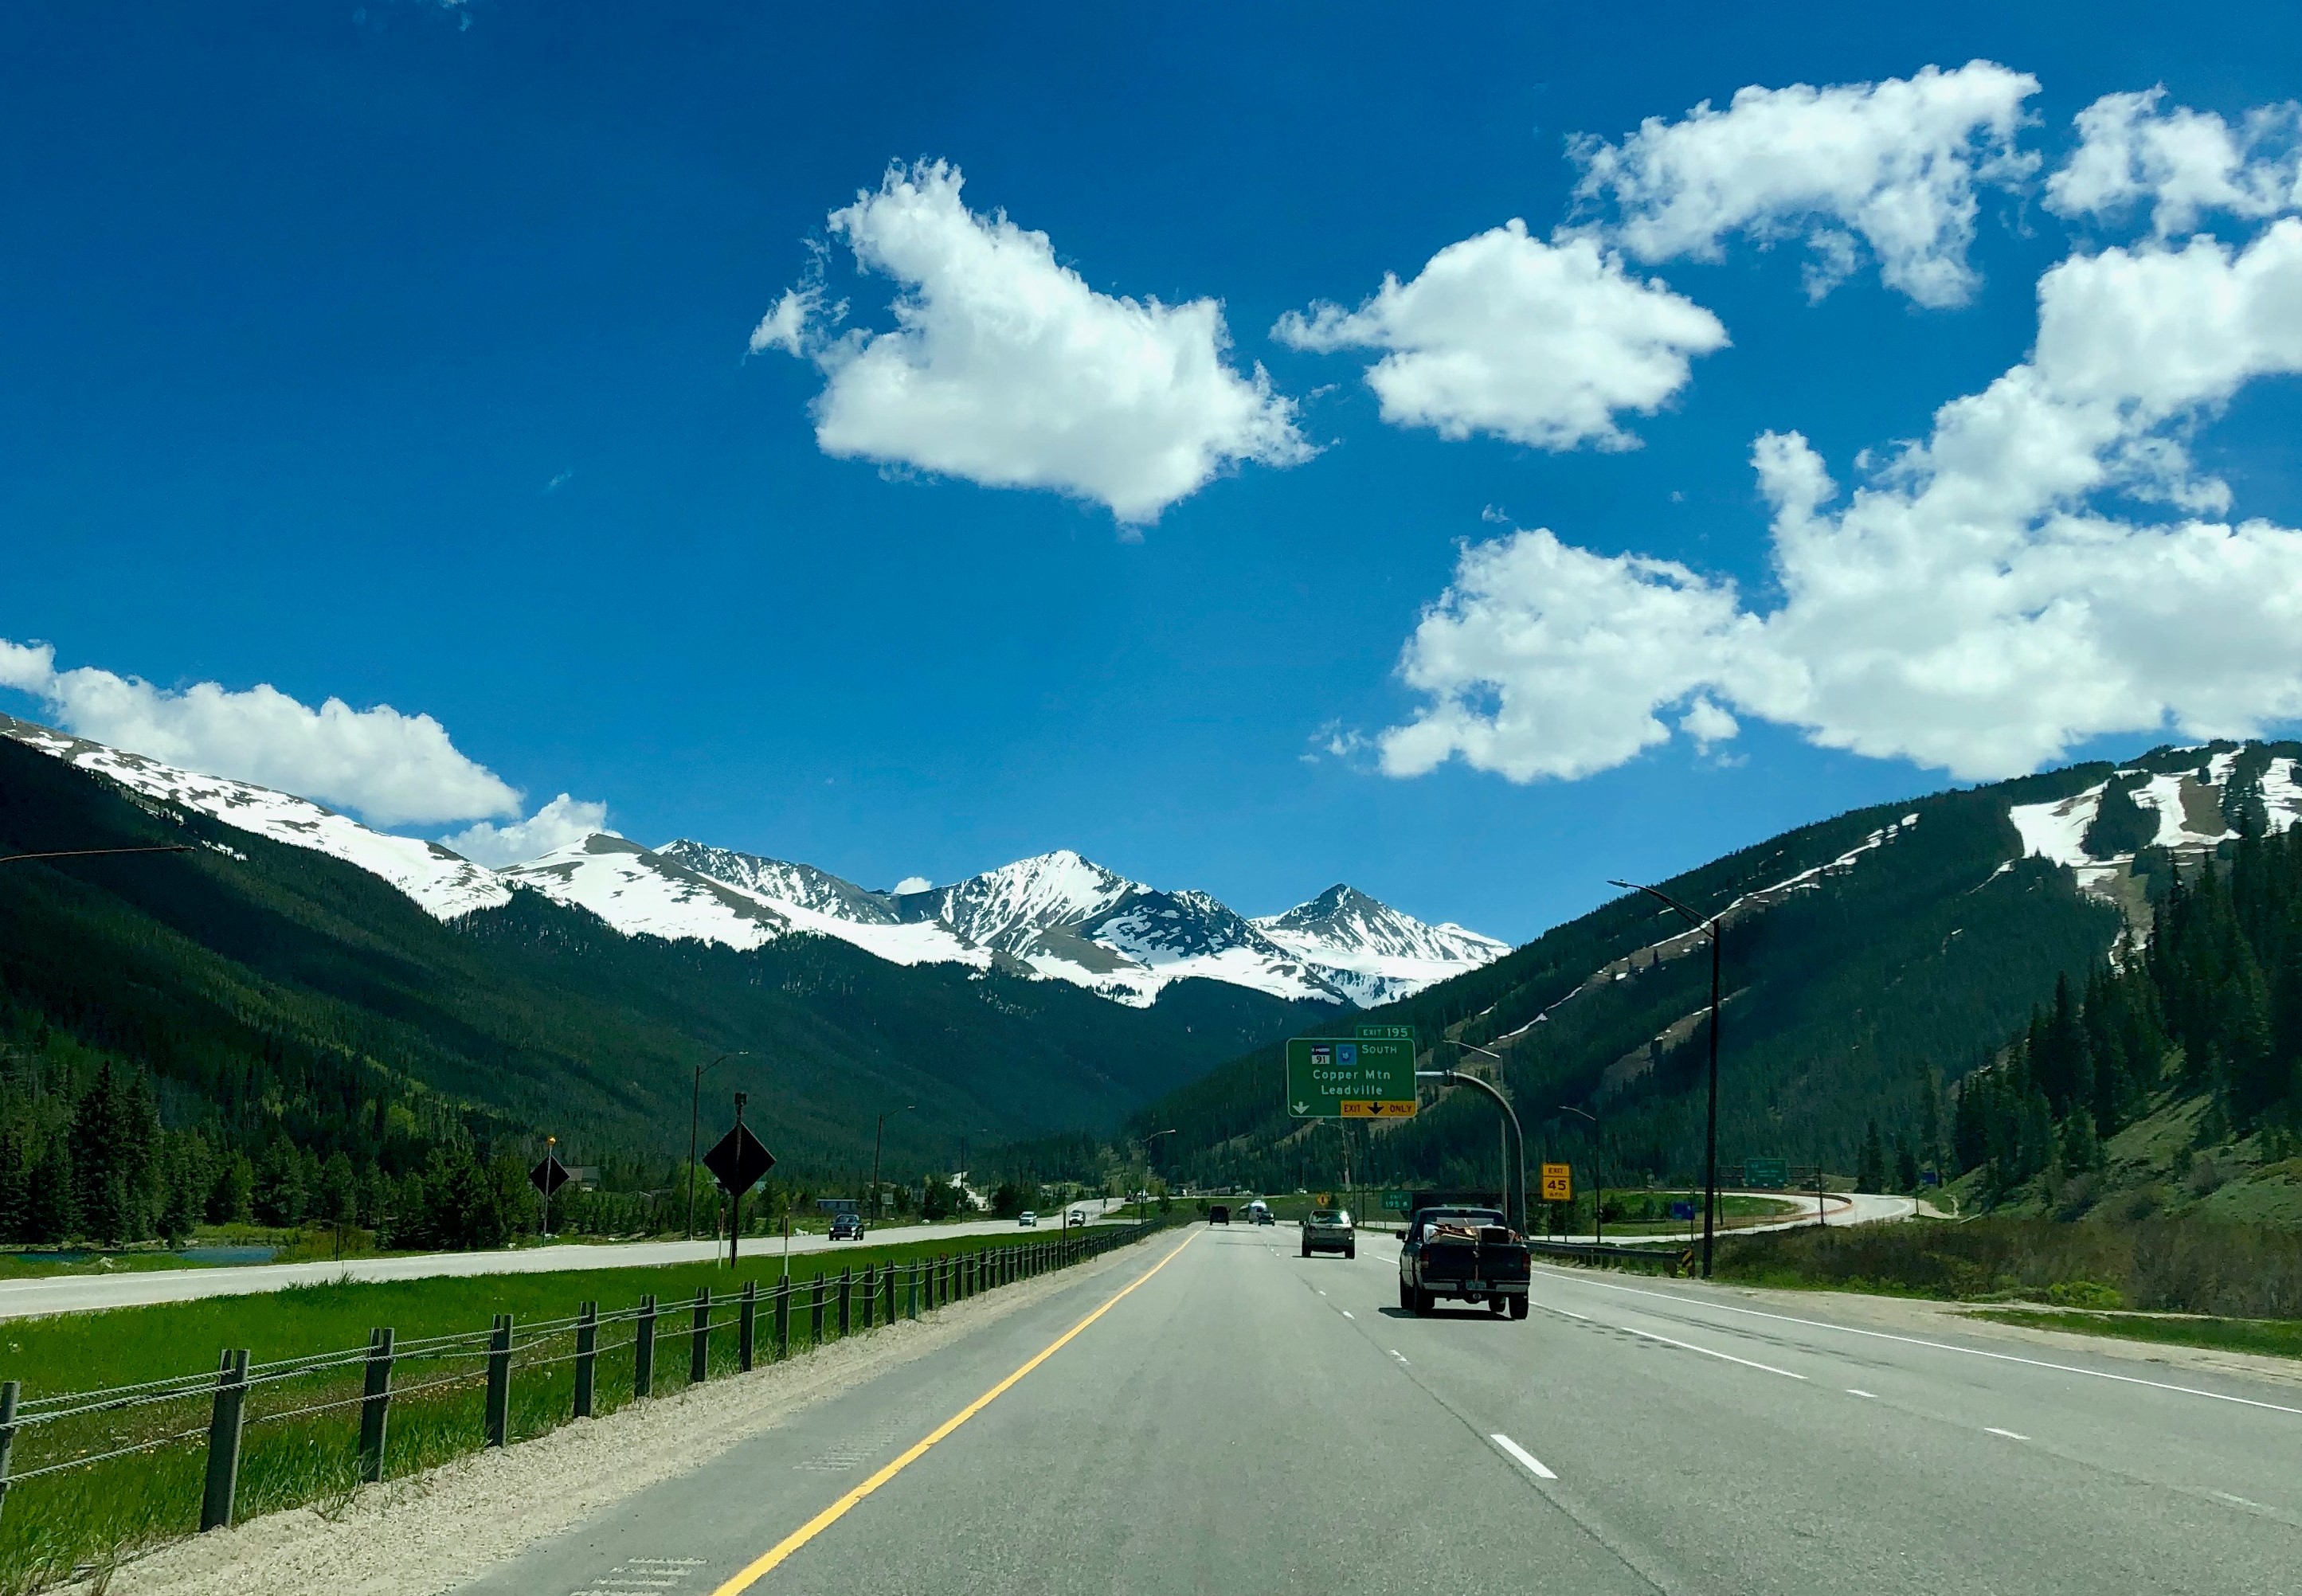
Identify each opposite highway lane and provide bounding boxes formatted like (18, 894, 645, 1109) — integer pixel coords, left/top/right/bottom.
(454, 1220, 2302, 1596)
(0, 1203, 1117, 1320)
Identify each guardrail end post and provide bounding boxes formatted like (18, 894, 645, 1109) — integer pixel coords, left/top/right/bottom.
(636, 1294, 657, 1398)
(199, 1348, 249, 1532)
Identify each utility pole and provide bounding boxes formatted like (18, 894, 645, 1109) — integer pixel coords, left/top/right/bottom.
(687, 1051, 748, 1242)
(1610, 880, 1725, 1279)
(870, 1104, 915, 1225)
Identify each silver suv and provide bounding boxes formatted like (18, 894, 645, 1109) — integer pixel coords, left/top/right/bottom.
(1301, 1207, 1355, 1259)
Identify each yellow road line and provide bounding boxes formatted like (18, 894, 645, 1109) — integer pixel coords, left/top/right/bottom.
(708, 1230, 1200, 1594)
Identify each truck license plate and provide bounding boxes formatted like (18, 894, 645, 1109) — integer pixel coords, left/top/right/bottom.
(1464, 1280, 1488, 1292)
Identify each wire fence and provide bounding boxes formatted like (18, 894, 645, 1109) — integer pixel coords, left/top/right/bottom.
(0, 1218, 1177, 1595)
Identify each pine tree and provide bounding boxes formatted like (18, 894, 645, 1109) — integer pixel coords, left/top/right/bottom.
(25, 1132, 76, 1242)
(1856, 1118, 1885, 1194)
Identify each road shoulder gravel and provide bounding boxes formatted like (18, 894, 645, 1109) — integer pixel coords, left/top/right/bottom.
(76, 1234, 1164, 1596)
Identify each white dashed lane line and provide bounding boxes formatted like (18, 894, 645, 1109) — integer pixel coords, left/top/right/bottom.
(1847, 1389, 1878, 1398)
(1616, 1323, 1807, 1381)
(1491, 1433, 1558, 1480)
(1986, 1426, 2030, 1441)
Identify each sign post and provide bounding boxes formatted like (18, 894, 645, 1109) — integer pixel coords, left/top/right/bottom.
(702, 1093, 777, 1266)
(529, 1142, 570, 1239)
(1285, 1037, 1417, 1120)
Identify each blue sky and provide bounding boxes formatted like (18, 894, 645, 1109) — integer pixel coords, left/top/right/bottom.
(5, 2, 2302, 941)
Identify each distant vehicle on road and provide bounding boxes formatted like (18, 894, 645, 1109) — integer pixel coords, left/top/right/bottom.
(1398, 1205, 1529, 1318)
(1246, 1199, 1273, 1226)
(828, 1212, 865, 1242)
(1018, 1210, 1038, 1227)
(1208, 1205, 1230, 1224)
(1067, 1207, 1088, 1227)
(1302, 1207, 1355, 1258)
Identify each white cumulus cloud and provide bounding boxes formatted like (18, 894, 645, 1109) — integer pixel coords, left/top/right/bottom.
(892, 875, 933, 894)
(1381, 217, 2302, 784)
(753, 160, 1309, 524)
(0, 643, 522, 827)
(442, 793, 612, 866)
(2046, 88, 2302, 237)
(1570, 61, 2040, 307)
(1273, 223, 1727, 451)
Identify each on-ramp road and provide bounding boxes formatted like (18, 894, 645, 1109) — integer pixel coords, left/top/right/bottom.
(454, 1220, 2302, 1595)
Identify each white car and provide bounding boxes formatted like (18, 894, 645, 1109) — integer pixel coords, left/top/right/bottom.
(1018, 1211, 1038, 1227)
(1067, 1207, 1088, 1227)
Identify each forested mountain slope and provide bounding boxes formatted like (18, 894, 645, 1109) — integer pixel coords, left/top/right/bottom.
(0, 733, 1327, 1230)
(1135, 746, 2302, 1195)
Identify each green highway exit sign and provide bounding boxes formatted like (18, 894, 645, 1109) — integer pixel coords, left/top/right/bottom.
(1286, 1037, 1417, 1120)
(1745, 1156, 1789, 1187)
(1356, 1023, 1415, 1041)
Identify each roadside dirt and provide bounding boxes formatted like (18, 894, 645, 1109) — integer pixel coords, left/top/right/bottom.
(1642, 1274, 2302, 1395)
(76, 1236, 1164, 1596)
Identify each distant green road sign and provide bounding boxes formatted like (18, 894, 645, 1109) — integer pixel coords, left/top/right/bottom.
(1285, 1037, 1417, 1119)
(1356, 1023, 1415, 1041)
(1745, 1156, 1789, 1187)
(1380, 1190, 1411, 1212)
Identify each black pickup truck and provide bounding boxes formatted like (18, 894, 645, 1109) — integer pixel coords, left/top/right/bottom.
(1398, 1205, 1530, 1318)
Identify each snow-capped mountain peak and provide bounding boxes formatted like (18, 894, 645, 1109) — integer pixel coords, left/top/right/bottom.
(1254, 883, 1512, 1007)
(0, 712, 1505, 1011)
(903, 849, 1142, 956)
(655, 839, 898, 925)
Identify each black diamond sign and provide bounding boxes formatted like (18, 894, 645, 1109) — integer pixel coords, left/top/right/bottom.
(529, 1152, 571, 1198)
(703, 1121, 776, 1196)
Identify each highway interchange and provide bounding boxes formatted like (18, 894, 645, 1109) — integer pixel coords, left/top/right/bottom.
(449, 1219, 2302, 1596)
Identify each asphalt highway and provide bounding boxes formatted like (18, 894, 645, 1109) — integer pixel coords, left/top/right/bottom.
(0, 1203, 1116, 1321)
(453, 1219, 2302, 1596)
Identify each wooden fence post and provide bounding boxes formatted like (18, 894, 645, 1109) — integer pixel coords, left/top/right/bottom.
(774, 1277, 791, 1359)
(837, 1269, 852, 1337)
(883, 1265, 896, 1323)
(485, 1314, 513, 1448)
(199, 1348, 250, 1532)
(635, 1294, 657, 1398)
(690, 1288, 711, 1386)
(0, 1379, 18, 1525)
(809, 1273, 825, 1345)
(573, 1303, 598, 1418)
(738, 1281, 758, 1372)
(860, 1266, 876, 1330)
(358, 1327, 394, 1482)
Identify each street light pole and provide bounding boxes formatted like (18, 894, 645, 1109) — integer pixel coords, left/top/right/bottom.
(1609, 879, 1724, 1279)
(1415, 1064, 1527, 1234)
(1557, 1104, 1603, 1245)
(687, 1051, 749, 1242)
(1454, 1041, 1528, 1233)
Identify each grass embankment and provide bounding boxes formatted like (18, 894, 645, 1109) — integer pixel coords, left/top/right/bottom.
(1701, 1215, 2302, 1364)
(0, 1226, 1095, 1594)
(1967, 1306, 2302, 1361)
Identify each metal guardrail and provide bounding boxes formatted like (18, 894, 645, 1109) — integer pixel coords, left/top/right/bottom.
(0, 1216, 1180, 1580)
(1526, 1238, 1696, 1274)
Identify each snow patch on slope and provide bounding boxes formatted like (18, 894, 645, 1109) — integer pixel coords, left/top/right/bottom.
(0, 714, 511, 919)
